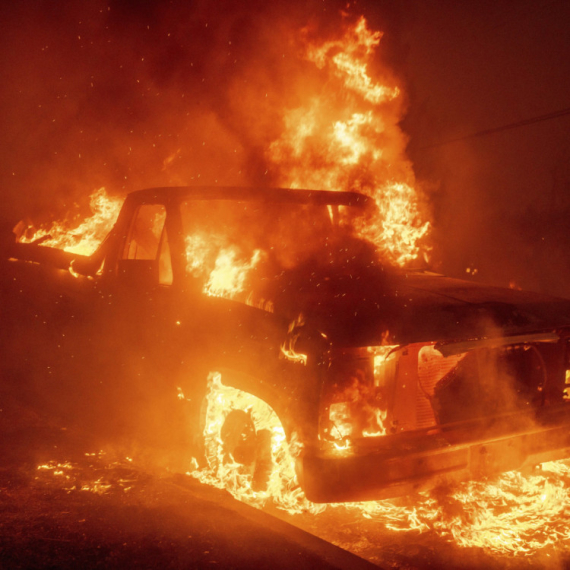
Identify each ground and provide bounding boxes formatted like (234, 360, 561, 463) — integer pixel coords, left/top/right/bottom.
(1, 390, 569, 570)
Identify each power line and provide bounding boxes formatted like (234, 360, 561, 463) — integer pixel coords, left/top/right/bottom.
(419, 106, 570, 150)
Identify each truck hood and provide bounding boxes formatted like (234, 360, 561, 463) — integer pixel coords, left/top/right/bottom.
(265, 266, 570, 346)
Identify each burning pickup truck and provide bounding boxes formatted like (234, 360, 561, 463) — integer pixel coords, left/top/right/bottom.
(3, 186, 570, 504)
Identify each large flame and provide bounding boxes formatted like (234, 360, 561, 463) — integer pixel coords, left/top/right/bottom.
(190, 372, 570, 558)
(268, 16, 430, 266)
(18, 17, 429, 272)
(18, 13, 561, 560)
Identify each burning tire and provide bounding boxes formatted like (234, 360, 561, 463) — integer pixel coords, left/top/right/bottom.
(192, 371, 300, 504)
(220, 409, 272, 491)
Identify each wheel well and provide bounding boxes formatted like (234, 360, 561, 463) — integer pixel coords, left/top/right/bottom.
(213, 367, 296, 440)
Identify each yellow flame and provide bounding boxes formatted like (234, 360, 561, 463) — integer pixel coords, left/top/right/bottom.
(205, 248, 263, 299)
(189, 372, 324, 515)
(268, 17, 429, 267)
(189, 373, 570, 556)
(357, 182, 430, 266)
(185, 235, 263, 300)
(307, 16, 399, 105)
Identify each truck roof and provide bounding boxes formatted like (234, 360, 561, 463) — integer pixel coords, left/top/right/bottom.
(126, 186, 373, 209)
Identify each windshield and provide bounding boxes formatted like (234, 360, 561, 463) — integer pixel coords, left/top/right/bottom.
(180, 199, 358, 300)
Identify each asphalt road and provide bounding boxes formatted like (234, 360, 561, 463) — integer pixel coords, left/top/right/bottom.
(0, 408, 375, 570)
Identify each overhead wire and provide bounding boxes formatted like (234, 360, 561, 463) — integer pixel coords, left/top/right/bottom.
(415, 0, 570, 151)
(419, 106, 570, 150)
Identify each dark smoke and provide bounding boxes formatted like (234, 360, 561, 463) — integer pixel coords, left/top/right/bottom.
(0, 1, 410, 228)
(0, 0, 353, 224)
(0, 0, 407, 458)
(402, 0, 570, 299)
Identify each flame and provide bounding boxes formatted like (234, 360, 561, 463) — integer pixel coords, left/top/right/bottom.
(190, 373, 570, 557)
(35, 451, 135, 494)
(19, 187, 122, 256)
(268, 16, 429, 266)
(280, 343, 308, 365)
(342, 461, 570, 557)
(18, 18, 430, 271)
(306, 17, 399, 105)
(280, 314, 308, 365)
(205, 247, 263, 299)
(184, 234, 263, 300)
(189, 372, 324, 515)
(16, 14, 570, 559)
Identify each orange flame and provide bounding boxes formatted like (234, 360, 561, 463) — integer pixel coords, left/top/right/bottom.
(268, 16, 429, 266)
(306, 17, 400, 105)
(189, 372, 324, 515)
(19, 187, 122, 256)
(190, 373, 570, 557)
(184, 234, 263, 300)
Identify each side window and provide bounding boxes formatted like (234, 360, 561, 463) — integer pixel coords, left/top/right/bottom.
(157, 229, 173, 285)
(121, 204, 173, 286)
(124, 204, 165, 260)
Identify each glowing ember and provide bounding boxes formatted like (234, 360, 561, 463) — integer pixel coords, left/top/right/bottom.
(35, 452, 136, 494)
(345, 460, 570, 557)
(19, 187, 122, 256)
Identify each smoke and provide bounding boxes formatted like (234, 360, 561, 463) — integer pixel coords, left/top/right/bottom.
(0, 0, 434, 471)
(0, 0, 347, 224)
(1, 1, 425, 262)
(402, 0, 570, 298)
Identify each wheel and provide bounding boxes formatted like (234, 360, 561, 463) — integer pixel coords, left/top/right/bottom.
(193, 371, 294, 500)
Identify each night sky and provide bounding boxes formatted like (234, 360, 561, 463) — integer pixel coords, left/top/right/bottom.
(2, 0, 570, 296)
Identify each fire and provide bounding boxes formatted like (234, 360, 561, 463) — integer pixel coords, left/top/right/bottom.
(184, 234, 264, 299)
(191, 373, 570, 557)
(36, 451, 135, 494)
(19, 11, 561, 560)
(280, 314, 308, 365)
(19, 187, 122, 256)
(18, 16, 430, 273)
(189, 372, 324, 515)
(205, 248, 263, 299)
(268, 16, 430, 266)
(306, 17, 400, 105)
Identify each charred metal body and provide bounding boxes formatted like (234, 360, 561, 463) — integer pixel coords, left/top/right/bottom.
(3, 186, 570, 503)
